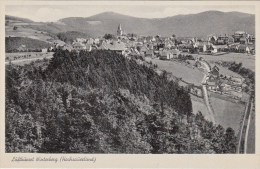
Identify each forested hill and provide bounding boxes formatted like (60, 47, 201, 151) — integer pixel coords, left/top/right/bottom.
(46, 50, 192, 115)
(6, 50, 237, 153)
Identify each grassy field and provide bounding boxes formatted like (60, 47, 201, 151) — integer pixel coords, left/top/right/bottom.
(210, 96, 246, 133)
(195, 53, 255, 71)
(190, 95, 211, 121)
(214, 64, 243, 78)
(146, 58, 204, 86)
(6, 22, 55, 43)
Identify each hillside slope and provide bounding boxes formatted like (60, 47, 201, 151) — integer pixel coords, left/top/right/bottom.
(6, 50, 238, 153)
(5, 37, 52, 52)
(5, 15, 33, 23)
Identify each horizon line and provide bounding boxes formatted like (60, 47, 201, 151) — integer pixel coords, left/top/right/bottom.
(5, 9, 254, 22)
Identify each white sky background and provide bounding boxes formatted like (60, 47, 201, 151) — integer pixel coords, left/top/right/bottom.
(5, 5, 255, 22)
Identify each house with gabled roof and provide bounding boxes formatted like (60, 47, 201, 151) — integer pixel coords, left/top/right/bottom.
(99, 41, 126, 54)
(228, 36, 235, 44)
(208, 35, 218, 44)
(159, 50, 173, 60)
(73, 42, 86, 50)
(228, 44, 239, 52)
(210, 65, 220, 76)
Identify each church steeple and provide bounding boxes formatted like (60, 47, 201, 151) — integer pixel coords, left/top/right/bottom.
(117, 24, 123, 36)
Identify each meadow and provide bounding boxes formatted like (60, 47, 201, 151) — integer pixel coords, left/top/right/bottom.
(146, 58, 204, 86)
(210, 95, 246, 133)
(190, 95, 210, 121)
(6, 22, 55, 43)
(197, 53, 255, 71)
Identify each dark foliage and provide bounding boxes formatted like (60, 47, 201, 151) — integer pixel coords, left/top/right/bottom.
(57, 31, 90, 44)
(178, 54, 195, 61)
(103, 34, 116, 40)
(5, 37, 51, 53)
(5, 50, 237, 153)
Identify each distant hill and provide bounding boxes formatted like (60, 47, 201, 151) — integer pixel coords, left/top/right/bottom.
(5, 10, 255, 37)
(5, 15, 33, 23)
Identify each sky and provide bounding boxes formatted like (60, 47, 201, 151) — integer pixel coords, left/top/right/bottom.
(6, 5, 255, 22)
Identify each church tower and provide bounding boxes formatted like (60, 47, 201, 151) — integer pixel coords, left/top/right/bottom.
(117, 24, 123, 36)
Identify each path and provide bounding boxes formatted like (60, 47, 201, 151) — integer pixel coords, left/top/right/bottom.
(200, 61, 215, 123)
(237, 95, 253, 154)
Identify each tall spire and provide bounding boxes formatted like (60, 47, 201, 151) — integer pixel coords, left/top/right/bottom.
(117, 24, 123, 36)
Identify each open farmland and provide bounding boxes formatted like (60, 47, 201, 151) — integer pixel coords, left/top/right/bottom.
(190, 95, 210, 121)
(146, 58, 204, 86)
(210, 95, 246, 133)
(196, 53, 255, 71)
(6, 23, 56, 43)
(5, 37, 52, 52)
(6, 52, 54, 65)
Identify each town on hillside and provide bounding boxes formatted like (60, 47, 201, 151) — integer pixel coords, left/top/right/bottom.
(6, 24, 255, 102)
(5, 9, 256, 155)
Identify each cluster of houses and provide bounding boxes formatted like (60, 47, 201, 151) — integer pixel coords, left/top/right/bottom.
(14, 24, 255, 58)
(201, 64, 246, 100)
(207, 31, 255, 54)
(49, 24, 182, 60)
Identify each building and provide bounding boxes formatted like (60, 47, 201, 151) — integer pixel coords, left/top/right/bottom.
(138, 45, 149, 55)
(216, 35, 229, 45)
(228, 44, 239, 52)
(41, 48, 48, 53)
(237, 45, 250, 53)
(86, 38, 94, 45)
(171, 49, 180, 57)
(228, 36, 235, 44)
(76, 38, 87, 43)
(62, 44, 73, 52)
(239, 37, 249, 44)
(73, 42, 86, 50)
(159, 50, 173, 60)
(208, 36, 218, 44)
(99, 41, 126, 54)
(85, 44, 92, 52)
(17, 45, 27, 52)
(196, 42, 207, 52)
(233, 31, 247, 43)
(145, 50, 154, 58)
(117, 24, 123, 36)
(210, 65, 220, 76)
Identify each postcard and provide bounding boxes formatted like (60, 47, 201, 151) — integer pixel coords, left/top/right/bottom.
(0, 0, 259, 168)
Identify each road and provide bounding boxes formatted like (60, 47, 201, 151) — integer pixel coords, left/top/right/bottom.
(244, 103, 252, 153)
(237, 95, 253, 154)
(5, 55, 53, 65)
(200, 61, 215, 123)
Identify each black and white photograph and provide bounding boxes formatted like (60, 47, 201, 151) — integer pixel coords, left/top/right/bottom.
(4, 2, 256, 155)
